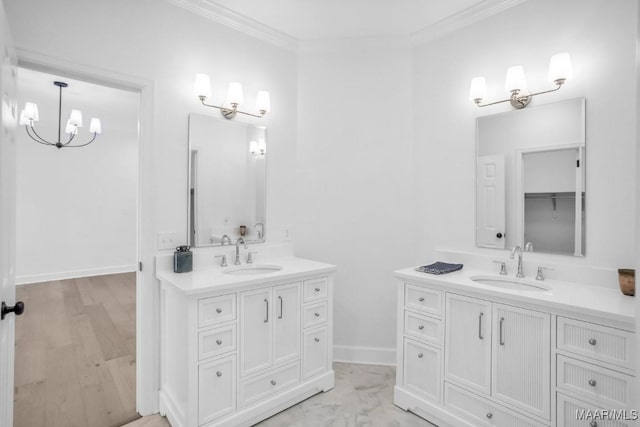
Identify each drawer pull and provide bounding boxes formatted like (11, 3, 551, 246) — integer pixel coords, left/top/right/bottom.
(418, 325, 424, 330)
(588, 338, 597, 346)
(270, 380, 276, 386)
(314, 287, 320, 292)
(264, 299, 269, 323)
(478, 312, 484, 340)
(499, 317, 505, 345)
(314, 337, 320, 342)
(216, 339, 222, 345)
(314, 312, 320, 317)
(417, 353, 424, 359)
(418, 297, 425, 302)
(216, 371, 222, 377)
(588, 379, 597, 387)
(590, 422, 597, 427)
(216, 308, 222, 314)
(278, 296, 283, 319)
(486, 413, 493, 419)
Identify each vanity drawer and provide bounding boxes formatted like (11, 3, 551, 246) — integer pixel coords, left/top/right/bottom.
(199, 293, 237, 327)
(444, 382, 548, 427)
(239, 361, 300, 408)
(404, 311, 441, 347)
(403, 338, 441, 403)
(405, 284, 442, 317)
(198, 355, 236, 425)
(199, 324, 236, 360)
(557, 317, 633, 369)
(557, 355, 633, 408)
(557, 393, 630, 427)
(303, 325, 328, 379)
(303, 277, 328, 302)
(303, 301, 328, 329)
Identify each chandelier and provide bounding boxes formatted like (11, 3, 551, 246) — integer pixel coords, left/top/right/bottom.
(19, 81, 102, 149)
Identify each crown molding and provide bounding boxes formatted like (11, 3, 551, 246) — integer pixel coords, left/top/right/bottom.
(410, 0, 529, 47)
(298, 36, 410, 54)
(164, 0, 299, 52)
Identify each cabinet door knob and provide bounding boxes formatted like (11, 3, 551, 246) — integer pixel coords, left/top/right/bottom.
(216, 339, 222, 345)
(418, 297, 425, 302)
(314, 287, 320, 292)
(417, 353, 423, 359)
(270, 380, 276, 386)
(588, 379, 597, 387)
(486, 413, 493, 419)
(314, 337, 320, 343)
(314, 312, 320, 317)
(216, 308, 222, 314)
(216, 371, 222, 377)
(588, 338, 597, 346)
(418, 325, 424, 330)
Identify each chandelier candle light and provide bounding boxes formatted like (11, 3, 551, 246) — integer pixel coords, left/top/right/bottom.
(194, 74, 270, 119)
(19, 81, 102, 149)
(469, 52, 573, 109)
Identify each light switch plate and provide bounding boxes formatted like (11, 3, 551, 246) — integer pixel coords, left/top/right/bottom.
(158, 231, 178, 250)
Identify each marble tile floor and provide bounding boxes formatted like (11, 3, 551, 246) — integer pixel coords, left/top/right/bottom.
(125, 363, 435, 427)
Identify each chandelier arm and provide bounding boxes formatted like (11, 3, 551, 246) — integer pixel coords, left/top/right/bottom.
(26, 125, 54, 146)
(61, 133, 98, 148)
(62, 132, 77, 146)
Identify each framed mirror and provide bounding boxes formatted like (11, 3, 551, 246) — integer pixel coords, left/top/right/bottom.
(188, 113, 266, 247)
(476, 98, 585, 256)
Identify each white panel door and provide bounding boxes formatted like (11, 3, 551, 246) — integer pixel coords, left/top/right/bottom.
(492, 303, 550, 419)
(240, 288, 273, 377)
(198, 355, 236, 425)
(444, 294, 492, 395)
(273, 282, 301, 365)
(477, 154, 506, 248)
(0, 4, 17, 425)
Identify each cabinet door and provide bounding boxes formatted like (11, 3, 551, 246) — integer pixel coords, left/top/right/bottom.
(199, 355, 236, 425)
(303, 326, 328, 379)
(240, 288, 273, 377)
(492, 303, 550, 419)
(273, 282, 301, 364)
(444, 293, 492, 395)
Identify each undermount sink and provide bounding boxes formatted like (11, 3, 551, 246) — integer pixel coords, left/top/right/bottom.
(470, 275, 551, 292)
(224, 264, 283, 276)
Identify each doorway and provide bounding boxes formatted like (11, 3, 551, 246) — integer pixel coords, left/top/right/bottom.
(13, 67, 141, 426)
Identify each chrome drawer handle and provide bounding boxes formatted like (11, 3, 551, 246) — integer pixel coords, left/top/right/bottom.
(264, 299, 269, 323)
(216, 339, 222, 345)
(216, 308, 222, 314)
(270, 380, 276, 386)
(314, 337, 320, 342)
(486, 413, 493, 419)
(588, 379, 597, 387)
(588, 338, 597, 346)
(478, 312, 484, 340)
(418, 325, 424, 330)
(417, 353, 423, 359)
(216, 371, 222, 377)
(499, 317, 505, 345)
(418, 297, 425, 302)
(314, 287, 321, 292)
(314, 312, 320, 317)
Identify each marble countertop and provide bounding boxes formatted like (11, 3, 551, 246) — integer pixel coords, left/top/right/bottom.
(395, 267, 636, 326)
(157, 255, 336, 296)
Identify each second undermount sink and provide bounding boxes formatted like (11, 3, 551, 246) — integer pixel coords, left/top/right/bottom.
(224, 264, 283, 276)
(470, 275, 551, 292)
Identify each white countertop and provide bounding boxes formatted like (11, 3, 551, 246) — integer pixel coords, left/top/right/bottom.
(157, 256, 336, 296)
(395, 267, 636, 326)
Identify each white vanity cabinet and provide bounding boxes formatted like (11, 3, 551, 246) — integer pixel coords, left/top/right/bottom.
(394, 272, 635, 427)
(158, 262, 335, 427)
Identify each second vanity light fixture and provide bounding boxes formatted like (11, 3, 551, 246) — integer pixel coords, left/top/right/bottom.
(194, 74, 270, 119)
(249, 139, 266, 158)
(469, 52, 573, 109)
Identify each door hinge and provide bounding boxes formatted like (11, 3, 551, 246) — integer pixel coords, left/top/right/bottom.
(139, 261, 143, 272)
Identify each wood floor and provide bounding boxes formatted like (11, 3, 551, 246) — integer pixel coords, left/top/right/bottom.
(13, 273, 138, 427)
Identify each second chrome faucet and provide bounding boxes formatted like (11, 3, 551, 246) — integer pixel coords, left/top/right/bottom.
(510, 246, 524, 278)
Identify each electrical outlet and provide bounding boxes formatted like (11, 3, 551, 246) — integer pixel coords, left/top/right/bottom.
(158, 231, 178, 250)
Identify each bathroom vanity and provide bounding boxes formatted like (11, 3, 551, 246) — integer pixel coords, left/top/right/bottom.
(393, 267, 636, 427)
(157, 256, 336, 427)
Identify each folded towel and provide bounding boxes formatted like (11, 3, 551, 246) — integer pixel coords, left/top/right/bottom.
(415, 262, 463, 275)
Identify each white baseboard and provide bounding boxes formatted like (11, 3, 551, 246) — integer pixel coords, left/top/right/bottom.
(333, 345, 396, 366)
(16, 264, 137, 285)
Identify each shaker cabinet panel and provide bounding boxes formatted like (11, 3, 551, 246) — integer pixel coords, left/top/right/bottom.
(240, 288, 273, 377)
(303, 326, 328, 380)
(199, 293, 236, 328)
(198, 355, 236, 425)
(403, 338, 441, 403)
(273, 283, 301, 365)
(444, 293, 492, 395)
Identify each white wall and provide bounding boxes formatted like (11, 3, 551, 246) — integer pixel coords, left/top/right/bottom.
(16, 68, 139, 284)
(296, 44, 413, 362)
(412, 0, 638, 272)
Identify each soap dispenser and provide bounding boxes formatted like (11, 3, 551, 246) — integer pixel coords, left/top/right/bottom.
(174, 245, 193, 273)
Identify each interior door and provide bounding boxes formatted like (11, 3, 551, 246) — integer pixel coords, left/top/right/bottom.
(477, 154, 506, 249)
(0, 3, 18, 425)
(239, 288, 273, 377)
(273, 282, 300, 365)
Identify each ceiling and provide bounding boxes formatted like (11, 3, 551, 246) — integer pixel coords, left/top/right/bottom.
(207, 0, 485, 40)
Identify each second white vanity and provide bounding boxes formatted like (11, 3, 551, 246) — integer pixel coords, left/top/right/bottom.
(393, 266, 636, 427)
(157, 256, 336, 427)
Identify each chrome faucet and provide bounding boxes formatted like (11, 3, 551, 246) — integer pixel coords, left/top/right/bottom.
(255, 223, 264, 240)
(220, 234, 232, 245)
(235, 237, 247, 265)
(510, 246, 524, 278)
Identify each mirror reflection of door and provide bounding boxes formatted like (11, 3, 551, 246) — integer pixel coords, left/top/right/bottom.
(477, 154, 506, 248)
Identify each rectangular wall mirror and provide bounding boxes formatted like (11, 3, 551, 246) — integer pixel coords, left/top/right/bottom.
(188, 113, 266, 247)
(476, 98, 585, 256)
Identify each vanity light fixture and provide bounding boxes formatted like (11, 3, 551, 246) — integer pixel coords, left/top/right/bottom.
(469, 52, 573, 109)
(249, 139, 266, 157)
(19, 81, 102, 149)
(194, 74, 270, 120)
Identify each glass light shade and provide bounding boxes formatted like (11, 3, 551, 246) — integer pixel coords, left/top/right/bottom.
(249, 140, 258, 155)
(257, 139, 266, 155)
(89, 118, 102, 134)
(468, 77, 487, 101)
(227, 82, 244, 106)
(65, 120, 78, 135)
(255, 91, 271, 113)
(23, 102, 39, 121)
(548, 52, 573, 83)
(19, 110, 30, 126)
(505, 66, 527, 93)
(69, 109, 83, 127)
(194, 73, 212, 99)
